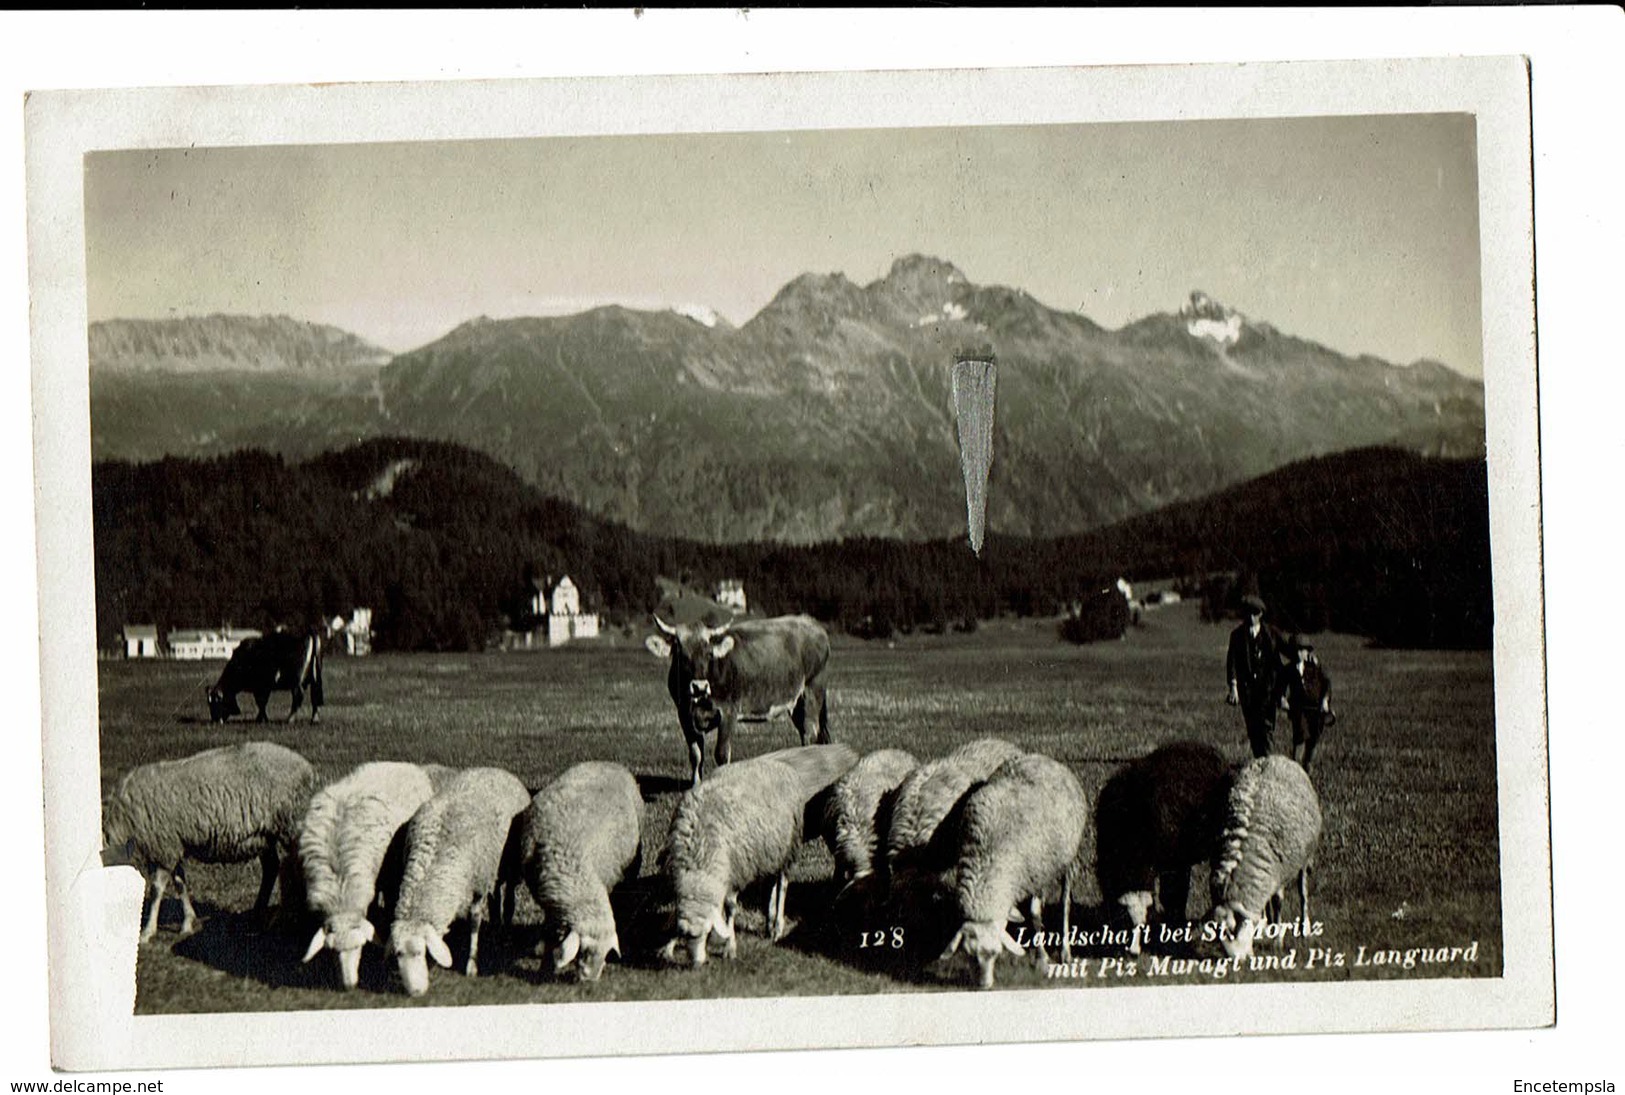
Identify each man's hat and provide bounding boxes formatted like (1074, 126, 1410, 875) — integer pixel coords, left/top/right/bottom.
(1288, 633, 1315, 652)
(1240, 595, 1267, 615)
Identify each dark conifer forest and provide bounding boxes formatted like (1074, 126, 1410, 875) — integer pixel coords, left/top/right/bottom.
(92, 438, 1491, 652)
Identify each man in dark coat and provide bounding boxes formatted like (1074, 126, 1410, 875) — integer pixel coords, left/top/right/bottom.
(1225, 595, 1283, 758)
(1275, 633, 1334, 772)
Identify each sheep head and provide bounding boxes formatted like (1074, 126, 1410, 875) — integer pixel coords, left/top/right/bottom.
(302, 916, 377, 990)
(938, 921, 1023, 989)
(386, 921, 454, 997)
(665, 906, 735, 968)
(1208, 902, 1259, 961)
(1116, 890, 1155, 954)
(552, 927, 622, 982)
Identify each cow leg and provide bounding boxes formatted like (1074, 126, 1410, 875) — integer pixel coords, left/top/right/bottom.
(286, 685, 304, 723)
(808, 681, 830, 744)
(140, 868, 170, 943)
(792, 693, 810, 747)
(687, 734, 705, 787)
(714, 716, 734, 769)
(254, 691, 271, 723)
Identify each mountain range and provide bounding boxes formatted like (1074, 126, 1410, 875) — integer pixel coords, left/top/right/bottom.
(88, 256, 1485, 543)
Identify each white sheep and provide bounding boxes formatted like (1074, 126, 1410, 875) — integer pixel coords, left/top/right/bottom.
(101, 742, 316, 943)
(1207, 755, 1323, 961)
(821, 748, 919, 886)
(384, 766, 533, 996)
(663, 743, 858, 966)
(884, 737, 1024, 885)
(514, 761, 645, 983)
(936, 753, 1090, 989)
(298, 760, 449, 990)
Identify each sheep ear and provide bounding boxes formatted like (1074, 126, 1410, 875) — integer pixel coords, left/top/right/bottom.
(427, 933, 454, 969)
(363, 921, 376, 944)
(1000, 928, 1025, 957)
(712, 635, 736, 659)
(937, 928, 965, 965)
(557, 930, 581, 966)
(301, 927, 327, 963)
(645, 635, 672, 659)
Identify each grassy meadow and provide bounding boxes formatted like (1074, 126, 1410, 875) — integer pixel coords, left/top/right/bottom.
(95, 601, 1502, 1013)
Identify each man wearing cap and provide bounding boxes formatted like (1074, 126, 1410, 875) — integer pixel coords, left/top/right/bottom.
(1225, 595, 1283, 758)
(1276, 634, 1334, 772)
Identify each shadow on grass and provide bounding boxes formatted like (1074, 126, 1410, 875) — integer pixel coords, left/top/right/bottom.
(635, 773, 692, 799)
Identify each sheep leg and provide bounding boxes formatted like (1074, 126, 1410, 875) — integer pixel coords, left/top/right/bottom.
(140, 868, 170, 943)
(723, 893, 740, 959)
(173, 866, 200, 935)
(467, 905, 485, 978)
(1061, 872, 1074, 962)
(770, 872, 789, 941)
(1026, 895, 1047, 967)
(1299, 865, 1312, 934)
(253, 848, 279, 921)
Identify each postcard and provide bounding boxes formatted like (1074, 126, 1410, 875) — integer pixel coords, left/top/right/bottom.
(26, 48, 1551, 1073)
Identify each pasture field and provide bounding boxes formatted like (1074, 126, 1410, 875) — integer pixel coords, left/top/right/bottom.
(95, 602, 1502, 1013)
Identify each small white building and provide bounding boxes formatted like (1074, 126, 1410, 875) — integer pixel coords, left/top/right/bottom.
(122, 625, 159, 659)
(167, 627, 261, 661)
(328, 608, 373, 656)
(716, 579, 747, 614)
(531, 576, 600, 648)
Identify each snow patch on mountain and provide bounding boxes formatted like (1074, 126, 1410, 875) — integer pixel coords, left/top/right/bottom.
(1181, 291, 1245, 346)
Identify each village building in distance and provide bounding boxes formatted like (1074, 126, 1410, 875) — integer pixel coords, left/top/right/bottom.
(166, 627, 263, 661)
(716, 579, 747, 614)
(117, 609, 373, 659)
(506, 575, 601, 650)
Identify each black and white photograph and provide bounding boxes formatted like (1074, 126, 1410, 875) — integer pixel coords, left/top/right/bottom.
(15, 9, 1614, 1088)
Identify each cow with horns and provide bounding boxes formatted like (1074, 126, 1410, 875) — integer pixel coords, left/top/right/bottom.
(208, 630, 325, 725)
(645, 614, 833, 786)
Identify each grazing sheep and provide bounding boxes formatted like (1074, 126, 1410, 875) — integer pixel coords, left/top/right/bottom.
(1094, 741, 1234, 953)
(514, 761, 645, 983)
(884, 738, 1024, 885)
(822, 748, 919, 885)
(385, 767, 532, 996)
(1207, 755, 1322, 961)
(101, 742, 316, 943)
(298, 761, 443, 990)
(936, 754, 1089, 988)
(664, 743, 858, 965)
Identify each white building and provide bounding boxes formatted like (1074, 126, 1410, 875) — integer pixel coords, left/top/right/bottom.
(122, 625, 159, 659)
(167, 627, 261, 661)
(716, 579, 747, 614)
(328, 608, 373, 656)
(531, 576, 600, 648)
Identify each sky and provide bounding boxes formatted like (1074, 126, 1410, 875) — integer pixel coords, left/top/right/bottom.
(85, 113, 1483, 375)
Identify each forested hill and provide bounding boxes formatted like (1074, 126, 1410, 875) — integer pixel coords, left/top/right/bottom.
(92, 439, 1490, 652)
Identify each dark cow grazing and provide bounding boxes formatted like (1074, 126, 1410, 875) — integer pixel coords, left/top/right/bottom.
(645, 614, 832, 787)
(208, 630, 325, 724)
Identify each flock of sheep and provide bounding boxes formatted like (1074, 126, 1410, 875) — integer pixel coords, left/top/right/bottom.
(102, 725, 1325, 994)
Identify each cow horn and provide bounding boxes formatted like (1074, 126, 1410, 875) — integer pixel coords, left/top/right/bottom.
(653, 616, 678, 637)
